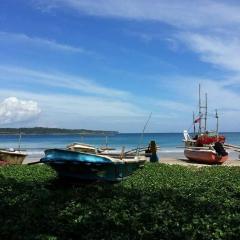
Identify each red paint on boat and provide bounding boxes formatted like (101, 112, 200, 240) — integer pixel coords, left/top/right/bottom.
(196, 135, 225, 146)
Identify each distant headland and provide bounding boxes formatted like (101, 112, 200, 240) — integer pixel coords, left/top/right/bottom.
(0, 127, 119, 136)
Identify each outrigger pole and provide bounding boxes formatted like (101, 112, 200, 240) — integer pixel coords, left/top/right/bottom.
(137, 112, 152, 156)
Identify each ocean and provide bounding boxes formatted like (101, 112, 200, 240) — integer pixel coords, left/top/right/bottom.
(0, 132, 239, 159)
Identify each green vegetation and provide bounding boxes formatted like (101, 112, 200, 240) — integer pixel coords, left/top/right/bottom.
(0, 127, 118, 135)
(1, 163, 240, 239)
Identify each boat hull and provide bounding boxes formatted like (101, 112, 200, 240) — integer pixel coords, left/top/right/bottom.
(0, 150, 27, 165)
(41, 149, 146, 181)
(184, 148, 228, 164)
(45, 161, 145, 181)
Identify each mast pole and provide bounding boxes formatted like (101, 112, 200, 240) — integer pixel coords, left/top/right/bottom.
(105, 135, 108, 148)
(216, 109, 219, 135)
(193, 111, 196, 135)
(198, 84, 202, 134)
(18, 128, 22, 151)
(204, 93, 208, 132)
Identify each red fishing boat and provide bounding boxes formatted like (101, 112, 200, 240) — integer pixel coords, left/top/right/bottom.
(183, 85, 228, 164)
(184, 145, 228, 164)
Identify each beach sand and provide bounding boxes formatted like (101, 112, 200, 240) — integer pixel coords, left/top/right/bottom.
(22, 154, 240, 167)
(160, 157, 240, 167)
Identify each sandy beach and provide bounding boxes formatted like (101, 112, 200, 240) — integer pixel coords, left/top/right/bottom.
(22, 154, 240, 167)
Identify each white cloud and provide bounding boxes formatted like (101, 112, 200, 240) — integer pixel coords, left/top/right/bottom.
(37, 0, 240, 29)
(179, 32, 240, 72)
(0, 31, 86, 54)
(0, 97, 41, 124)
(0, 88, 148, 131)
(0, 65, 130, 98)
(35, 0, 240, 74)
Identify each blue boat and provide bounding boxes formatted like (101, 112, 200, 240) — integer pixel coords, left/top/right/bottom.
(40, 148, 147, 181)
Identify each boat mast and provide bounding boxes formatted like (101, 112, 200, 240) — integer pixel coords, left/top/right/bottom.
(193, 111, 196, 135)
(204, 93, 208, 132)
(198, 84, 202, 134)
(216, 109, 219, 135)
(198, 84, 208, 134)
(18, 128, 22, 151)
(105, 135, 108, 148)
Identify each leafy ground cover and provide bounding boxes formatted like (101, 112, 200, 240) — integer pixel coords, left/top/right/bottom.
(1, 163, 240, 239)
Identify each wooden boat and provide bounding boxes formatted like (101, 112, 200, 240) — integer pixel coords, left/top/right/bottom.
(67, 143, 99, 154)
(184, 147, 228, 164)
(66, 142, 155, 159)
(40, 148, 147, 181)
(0, 149, 27, 165)
(183, 85, 228, 164)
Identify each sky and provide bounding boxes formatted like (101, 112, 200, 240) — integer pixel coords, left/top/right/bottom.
(1, 0, 240, 132)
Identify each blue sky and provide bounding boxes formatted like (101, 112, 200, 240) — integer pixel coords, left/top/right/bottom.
(0, 0, 240, 132)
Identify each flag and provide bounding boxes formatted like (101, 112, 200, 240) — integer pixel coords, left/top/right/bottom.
(194, 114, 203, 123)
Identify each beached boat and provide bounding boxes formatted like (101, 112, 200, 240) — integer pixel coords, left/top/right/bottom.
(66, 142, 156, 159)
(40, 148, 147, 181)
(184, 148, 228, 164)
(67, 143, 99, 154)
(0, 130, 27, 165)
(0, 149, 27, 165)
(183, 85, 228, 164)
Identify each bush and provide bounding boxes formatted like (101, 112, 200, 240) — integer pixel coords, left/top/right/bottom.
(1, 163, 240, 239)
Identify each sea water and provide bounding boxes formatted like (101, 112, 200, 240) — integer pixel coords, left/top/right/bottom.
(0, 133, 239, 159)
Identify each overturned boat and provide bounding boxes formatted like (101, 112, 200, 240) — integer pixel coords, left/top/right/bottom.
(40, 148, 147, 181)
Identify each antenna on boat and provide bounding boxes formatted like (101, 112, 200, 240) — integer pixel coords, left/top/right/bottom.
(137, 112, 152, 156)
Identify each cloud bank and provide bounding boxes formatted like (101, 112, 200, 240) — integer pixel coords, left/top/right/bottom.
(0, 97, 41, 124)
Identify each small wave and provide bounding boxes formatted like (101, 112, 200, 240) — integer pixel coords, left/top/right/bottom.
(25, 150, 45, 155)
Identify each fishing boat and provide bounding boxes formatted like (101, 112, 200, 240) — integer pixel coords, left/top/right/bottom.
(66, 141, 156, 159)
(67, 143, 99, 154)
(183, 85, 228, 164)
(0, 130, 27, 165)
(0, 149, 27, 165)
(99, 135, 116, 151)
(40, 148, 147, 181)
